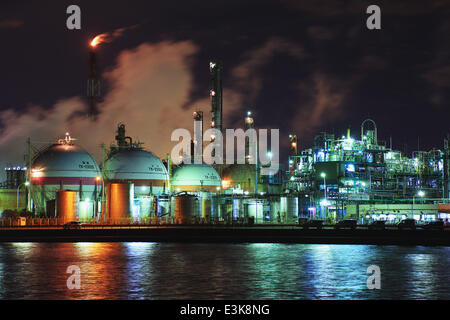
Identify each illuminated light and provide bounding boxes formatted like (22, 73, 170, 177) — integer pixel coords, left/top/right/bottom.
(320, 199, 330, 206)
(221, 180, 230, 189)
(141, 186, 148, 191)
(96, 176, 101, 181)
(85, 198, 90, 202)
(345, 163, 355, 172)
(344, 180, 355, 186)
(31, 168, 44, 178)
(320, 172, 326, 178)
(291, 142, 297, 147)
(216, 187, 221, 191)
(418, 191, 425, 197)
(176, 188, 181, 192)
(360, 182, 366, 187)
(247, 111, 252, 116)
(210, 90, 216, 96)
(290, 176, 295, 181)
(267, 152, 272, 159)
(244, 191, 249, 195)
(90, 34, 107, 47)
(209, 62, 216, 69)
(24, 181, 30, 186)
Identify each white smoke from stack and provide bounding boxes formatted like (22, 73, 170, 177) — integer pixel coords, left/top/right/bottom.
(0, 41, 204, 179)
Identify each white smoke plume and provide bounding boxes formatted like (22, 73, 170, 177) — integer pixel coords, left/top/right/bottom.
(0, 41, 203, 179)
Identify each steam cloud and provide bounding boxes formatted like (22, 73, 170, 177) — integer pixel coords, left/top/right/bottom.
(0, 41, 202, 177)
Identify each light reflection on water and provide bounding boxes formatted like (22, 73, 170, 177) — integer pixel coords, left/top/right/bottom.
(0, 243, 448, 299)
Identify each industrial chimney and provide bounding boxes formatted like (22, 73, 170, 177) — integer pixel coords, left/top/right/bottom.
(87, 44, 101, 117)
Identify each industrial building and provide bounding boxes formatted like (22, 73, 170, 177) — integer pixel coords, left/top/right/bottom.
(287, 119, 450, 223)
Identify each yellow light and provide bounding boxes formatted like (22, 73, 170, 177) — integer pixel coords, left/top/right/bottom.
(221, 180, 230, 189)
(31, 168, 44, 178)
(96, 176, 101, 181)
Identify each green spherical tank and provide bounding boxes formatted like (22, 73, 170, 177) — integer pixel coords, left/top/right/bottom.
(171, 163, 221, 192)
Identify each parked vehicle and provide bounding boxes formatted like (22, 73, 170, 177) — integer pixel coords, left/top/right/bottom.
(368, 220, 386, 230)
(298, 218, 324, 230)
(63, 221, 82, 230)
(334, 219, 357, 230)
(421, 220, 444, 231)
(397, 219, 416, 230)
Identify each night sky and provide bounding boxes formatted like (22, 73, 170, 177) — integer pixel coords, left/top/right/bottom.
(0, 0, 449, 169)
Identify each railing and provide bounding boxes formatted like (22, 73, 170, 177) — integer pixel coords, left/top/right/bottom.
(0, 216, 280, 227)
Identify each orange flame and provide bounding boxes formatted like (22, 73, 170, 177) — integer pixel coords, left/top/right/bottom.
(90, 34, 108, 47)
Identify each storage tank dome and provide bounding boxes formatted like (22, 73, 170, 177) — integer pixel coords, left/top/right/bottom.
(31, 136, 101, 216)
(104, 148, 168, 195)
(171, 163, 221, 192)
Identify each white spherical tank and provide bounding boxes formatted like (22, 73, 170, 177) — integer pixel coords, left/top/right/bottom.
(104, 148, 169, 196)
(31, 139, 101, 217)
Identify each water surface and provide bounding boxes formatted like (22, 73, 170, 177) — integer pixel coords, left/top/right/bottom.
(0, 243, 448, 299)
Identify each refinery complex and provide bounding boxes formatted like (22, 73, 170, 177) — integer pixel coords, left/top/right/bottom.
(1, 58, 450, 226)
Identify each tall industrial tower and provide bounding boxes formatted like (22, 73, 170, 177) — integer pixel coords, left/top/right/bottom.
(87, 46, 101, 117)
(210, 60, 223, 134)
(209, 60, 223, 174)
(245, 111, 255, 164)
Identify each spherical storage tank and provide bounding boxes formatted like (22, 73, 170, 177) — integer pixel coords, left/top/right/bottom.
(104, 148, 169, 219)
(171, 163, 221, 193)
(104, 148, 169, 195)
(31, 137, 101, 219)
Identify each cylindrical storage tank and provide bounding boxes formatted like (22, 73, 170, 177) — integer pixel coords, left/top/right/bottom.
(31, 140, 101, 217)
(56, 190, 78, 223)
(280, 196, 298, 223)
(138, 196, 152, 218)
(199, 192, 211, 221)
(174, 194, 199, 224)
(269, 197, 281, 223)
(107, 183, 131, 223)
(244, 199, 264, 223)
(157, 195, 170, 217)
(232, 198, 243, 221)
